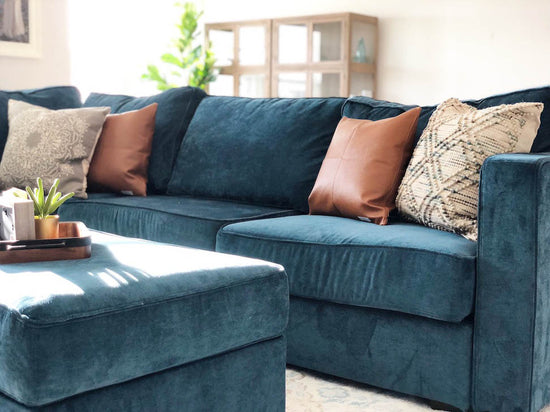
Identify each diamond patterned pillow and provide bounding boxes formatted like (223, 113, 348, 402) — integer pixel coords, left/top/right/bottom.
(396, 98, 543, 241)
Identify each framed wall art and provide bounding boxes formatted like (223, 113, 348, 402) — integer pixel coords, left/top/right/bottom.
(0, 0, 41, 58)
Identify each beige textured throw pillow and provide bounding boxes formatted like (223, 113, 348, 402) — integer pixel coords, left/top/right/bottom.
(396, 98, 543, 241)
(0, 100, 110, 198)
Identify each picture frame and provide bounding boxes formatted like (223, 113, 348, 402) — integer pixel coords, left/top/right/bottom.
(0, 0, 41, 58)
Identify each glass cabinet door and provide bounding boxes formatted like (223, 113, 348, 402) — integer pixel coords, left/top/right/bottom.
(351, 21, 376, 64)
(278, 72, 307, 98)
(350, 72, 374, 97)
(312, 73, 340, 97)
(278, 24, 307, 64)
(208, 29, 234, 67)
(209, 74, 234, 96)
(239, 26, 265, 66)
(312, 22, 342, 62)
(239, 74, 265, 97)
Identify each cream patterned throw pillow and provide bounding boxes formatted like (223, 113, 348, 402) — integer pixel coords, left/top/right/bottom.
(0, 100, 110, 198)
(396, 98, 543, 241)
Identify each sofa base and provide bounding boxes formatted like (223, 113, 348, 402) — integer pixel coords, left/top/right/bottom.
(287, 297, 472, 411)
(0, 337, 286, 412)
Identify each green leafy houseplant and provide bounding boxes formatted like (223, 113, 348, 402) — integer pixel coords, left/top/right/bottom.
(142, 2, 217, 91)
(25, 178, 74, 219)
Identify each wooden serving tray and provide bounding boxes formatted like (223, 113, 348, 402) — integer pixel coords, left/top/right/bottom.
(0, 222, 92, 264)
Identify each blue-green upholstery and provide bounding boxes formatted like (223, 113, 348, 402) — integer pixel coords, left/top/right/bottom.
(216, 215, 476, 323)
(473, 153, 550, 412)
(166, 96, 345, 212)
(287, 297, 472, 411)
(0, 232, 288, 407)
(0, 337, 285, 411)
(84, 87, 206, 194)
(60, 194, 296, 250)
(6, 85, 550, 411)
(0, 86, 82, 158)
(343, 85, 550, 152)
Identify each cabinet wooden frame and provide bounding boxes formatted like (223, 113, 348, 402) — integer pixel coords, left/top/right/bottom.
(206, 13, 377, 98)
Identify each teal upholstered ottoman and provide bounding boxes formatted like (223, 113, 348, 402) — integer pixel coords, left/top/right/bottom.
(0, 232, 288, 411)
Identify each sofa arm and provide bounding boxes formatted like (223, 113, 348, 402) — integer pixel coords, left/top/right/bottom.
(474, 153, 550, 412)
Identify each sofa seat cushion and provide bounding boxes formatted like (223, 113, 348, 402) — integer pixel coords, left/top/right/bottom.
(60, 193, 297, 251)
(0, 231, 288, 406)
(216, 215, 477, 322)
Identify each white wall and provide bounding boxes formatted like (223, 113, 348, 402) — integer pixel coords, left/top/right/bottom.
(0, 0, 71, 90)
(202, 0, 550, 105)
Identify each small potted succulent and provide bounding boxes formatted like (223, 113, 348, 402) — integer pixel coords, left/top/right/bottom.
(25, 178, 74, 239)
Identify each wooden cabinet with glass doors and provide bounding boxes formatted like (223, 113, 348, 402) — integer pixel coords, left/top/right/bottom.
(206, 13, 377, 98)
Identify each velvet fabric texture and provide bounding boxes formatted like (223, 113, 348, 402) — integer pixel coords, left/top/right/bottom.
(0, 232, 288, 406)
(84, 87, 206, 194)
(0, 337, 286, 411)
(308, 108, 421, 225)
(167, 96, 345, 212)
(60, 194, 297, 251)
(0, 86, 82, 159)
(88, 103, 158, 196)
(217, 215, 476, 322)
(474, 153, 550, 412)
(287, 297, 472, 411)
(342, 85, 550, 152)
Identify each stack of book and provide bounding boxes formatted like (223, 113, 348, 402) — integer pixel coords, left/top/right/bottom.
(0, 188, 35, 241)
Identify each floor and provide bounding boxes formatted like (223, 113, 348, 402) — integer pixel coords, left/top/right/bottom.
(286, 367, 443, 412)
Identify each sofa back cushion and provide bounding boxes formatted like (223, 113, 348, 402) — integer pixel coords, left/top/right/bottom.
(0, 86, 82, 159)
(167, 96, 345, 212)
(84, 87, 206, 194)
(342, 85, 550, 152)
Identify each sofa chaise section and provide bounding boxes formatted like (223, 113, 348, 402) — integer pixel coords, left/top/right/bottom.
(216, 215, 476, 410)
(0, 232, 288, 410)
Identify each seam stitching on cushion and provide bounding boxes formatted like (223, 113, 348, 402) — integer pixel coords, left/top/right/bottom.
(164, 88, 199, 187)
(528, 158, 550, 411)
(331, 123, 358, 215)
(1, 331, 287, 406)
(218, 230, 476, 259)
(65, 199, 296, 223)
(289, 292, 468, 323)
(5, 268, 286, 327)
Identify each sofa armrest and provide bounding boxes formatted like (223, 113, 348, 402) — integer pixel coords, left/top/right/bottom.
(474, 153, 550, 412)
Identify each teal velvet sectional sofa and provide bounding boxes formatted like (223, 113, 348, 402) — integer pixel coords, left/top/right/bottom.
(4, 84, 550, 411)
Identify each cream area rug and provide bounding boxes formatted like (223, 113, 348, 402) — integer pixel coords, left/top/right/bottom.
(286, 367, 442, 412)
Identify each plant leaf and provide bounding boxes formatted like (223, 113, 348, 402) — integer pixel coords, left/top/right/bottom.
(49, 192, 74, 215)
(37, 177, 44, 210)
(43, 178, 60, 216)
(46, 192, 62, 216)
(26, 186, 41, 217)
(161, 53, 183, 68)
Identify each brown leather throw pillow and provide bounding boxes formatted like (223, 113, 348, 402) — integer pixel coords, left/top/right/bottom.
(87, 103, 158, 196)
(308, 107, 421, 225)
